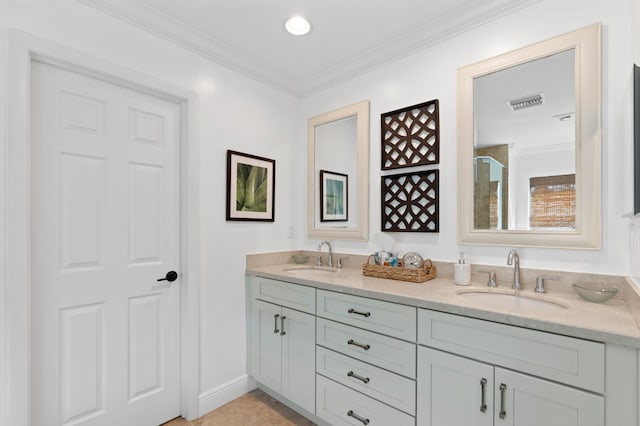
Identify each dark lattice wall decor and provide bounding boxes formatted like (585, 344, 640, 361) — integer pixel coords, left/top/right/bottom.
(381, 170, 439, 232)
(381, 99, 440, 170)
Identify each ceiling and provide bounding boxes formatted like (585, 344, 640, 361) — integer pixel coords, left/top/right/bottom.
(79, 0, 541, 96)
(475, 49, 575, 151)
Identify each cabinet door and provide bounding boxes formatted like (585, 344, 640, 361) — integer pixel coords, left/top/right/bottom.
(417, 346, 494, 426)
(281, 307, 316, 414)
(495, 368, 604, 426)
(251, 300, 283, 393)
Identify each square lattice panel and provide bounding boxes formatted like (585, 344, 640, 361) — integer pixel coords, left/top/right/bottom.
(381, 170, 439, 232)
(381, 99, 439, 170)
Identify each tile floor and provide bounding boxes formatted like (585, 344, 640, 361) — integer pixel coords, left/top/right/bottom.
(162, 389, 315, 426)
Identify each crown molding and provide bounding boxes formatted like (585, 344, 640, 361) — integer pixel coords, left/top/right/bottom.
(77, 0, 301, 95)
(299, 0, 543, 95)
(78, 0, 542, 98)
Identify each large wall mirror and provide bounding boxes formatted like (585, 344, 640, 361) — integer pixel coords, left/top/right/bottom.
(458, 24, 601, 249)
(308, 100, 370, 241)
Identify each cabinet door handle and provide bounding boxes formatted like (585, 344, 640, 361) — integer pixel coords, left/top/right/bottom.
(280, 316, 286, 336)
(347, 339, 370, 351)
(273, 314, 279, 334)
(347, 410, 370, 425)
(348, 308, 371, 318)
(499, 383, 507, 419)
(480, 378, 487, 413)
(347, 370, 370, 384)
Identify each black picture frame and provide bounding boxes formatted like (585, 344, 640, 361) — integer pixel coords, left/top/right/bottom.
(226, 150, 275, 221)
(319, 170, 348, 222)
(634, 64, 640, 215)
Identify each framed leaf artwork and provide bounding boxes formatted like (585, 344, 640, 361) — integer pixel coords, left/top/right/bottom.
(226, 150, 275, 221)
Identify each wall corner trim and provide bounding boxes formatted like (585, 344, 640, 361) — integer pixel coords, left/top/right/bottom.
(197, 375, 257, 419)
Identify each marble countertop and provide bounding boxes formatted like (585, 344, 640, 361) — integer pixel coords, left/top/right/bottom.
(246, 261, 640, 349)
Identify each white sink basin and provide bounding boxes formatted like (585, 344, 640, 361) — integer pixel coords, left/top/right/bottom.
(457, 289, 568, 311)
(285, 267, 338, 277)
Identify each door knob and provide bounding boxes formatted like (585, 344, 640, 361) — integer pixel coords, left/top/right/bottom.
(157, 271, 178, 282)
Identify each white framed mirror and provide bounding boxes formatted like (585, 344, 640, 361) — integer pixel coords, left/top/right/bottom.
(457, 24, 601, 249)
(307, 100, 370, 241)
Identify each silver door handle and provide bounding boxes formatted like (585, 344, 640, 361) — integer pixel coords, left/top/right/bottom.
(480, 378, 487, 413)
(347, 370, 370, 384)
(280, 316, 286, 336)
(347, 339, 370, 350)
(273, 314, 279, 334)
(348, 308, 371, 318)
(347, 410, 370, 425)
(499, 383, 507, 419)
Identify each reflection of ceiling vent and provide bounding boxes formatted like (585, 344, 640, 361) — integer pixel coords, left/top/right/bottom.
(506, 93, 545, 111)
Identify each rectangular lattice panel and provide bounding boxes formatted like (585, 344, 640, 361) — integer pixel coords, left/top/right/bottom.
(381, 99, 439, 170)
(381, 170, 439, 232)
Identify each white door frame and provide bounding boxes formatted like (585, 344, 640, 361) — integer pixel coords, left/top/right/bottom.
(4, 30, 201, 425)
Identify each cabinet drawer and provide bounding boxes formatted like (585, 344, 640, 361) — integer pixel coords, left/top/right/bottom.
(252, 277, 315, 314)
(317, 289, 417, 341)
(317, 346, 416, 415)
(317, 318, 416, 378)
(418, 309, 605, 393)
(316, 374, 415, 426)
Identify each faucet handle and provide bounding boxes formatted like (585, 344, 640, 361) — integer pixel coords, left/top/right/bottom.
(535, 275, 560, 293)
(337, 257, 343, 269)
(316, 256, 323, 267)
(478, 270, 497, 287)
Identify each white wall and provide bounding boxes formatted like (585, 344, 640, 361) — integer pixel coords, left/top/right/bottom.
(0, 0, 298, 416)
(296, 0, 636, 276)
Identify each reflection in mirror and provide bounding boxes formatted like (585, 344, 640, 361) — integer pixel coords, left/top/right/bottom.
(457, 24, 601, 249)
(315, 116, 357, 227)
(473, 49, 576, 231)
(307, 100, 369, 241)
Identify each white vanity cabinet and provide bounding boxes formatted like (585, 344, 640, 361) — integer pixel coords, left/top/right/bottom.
(247, 271, 638, 426)
(315, 289, 417, 425)
(418, 346, 604, 426)
(250, 278, 316, 415)
(417, 310, 606, 426)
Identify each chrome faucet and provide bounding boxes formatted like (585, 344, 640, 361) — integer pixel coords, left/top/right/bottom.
(317, 240, 333, 268)
(507, 249, 521, 290)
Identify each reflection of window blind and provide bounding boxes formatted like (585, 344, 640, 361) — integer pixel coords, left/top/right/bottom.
(489, 181, 499, 229)
(529, 174, 576, 229)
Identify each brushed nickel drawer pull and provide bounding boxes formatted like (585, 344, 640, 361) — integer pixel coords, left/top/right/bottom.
(280, 316, 286, 336)
(480, 378, 487, 413)
(347, 339, 370, 351)
(499, 383, 507, 419)
(347, 370, 370, 384)
(273, 314, 279, 334)
(347, 410, 370, 425)
(348, 308, 371, 318)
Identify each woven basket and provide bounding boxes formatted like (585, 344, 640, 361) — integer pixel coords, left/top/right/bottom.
(362, 255, 436, 283)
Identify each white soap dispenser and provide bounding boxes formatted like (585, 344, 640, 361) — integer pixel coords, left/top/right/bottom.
(454, 250, 471, 286)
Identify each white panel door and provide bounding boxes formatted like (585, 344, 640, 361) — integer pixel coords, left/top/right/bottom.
(31, 61, 181, 426)
(417, 346, 494, 426)
(495, 368, 604, 426)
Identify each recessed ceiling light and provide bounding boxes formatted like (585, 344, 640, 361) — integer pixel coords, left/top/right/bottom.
(285, 16, 311, 36)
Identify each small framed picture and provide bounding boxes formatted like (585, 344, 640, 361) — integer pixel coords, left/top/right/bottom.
(320, 170, 348, 222)
(226, 150, 275, 221)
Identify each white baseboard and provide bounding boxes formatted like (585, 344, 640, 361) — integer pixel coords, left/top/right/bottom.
(198, 374, 257, 418)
